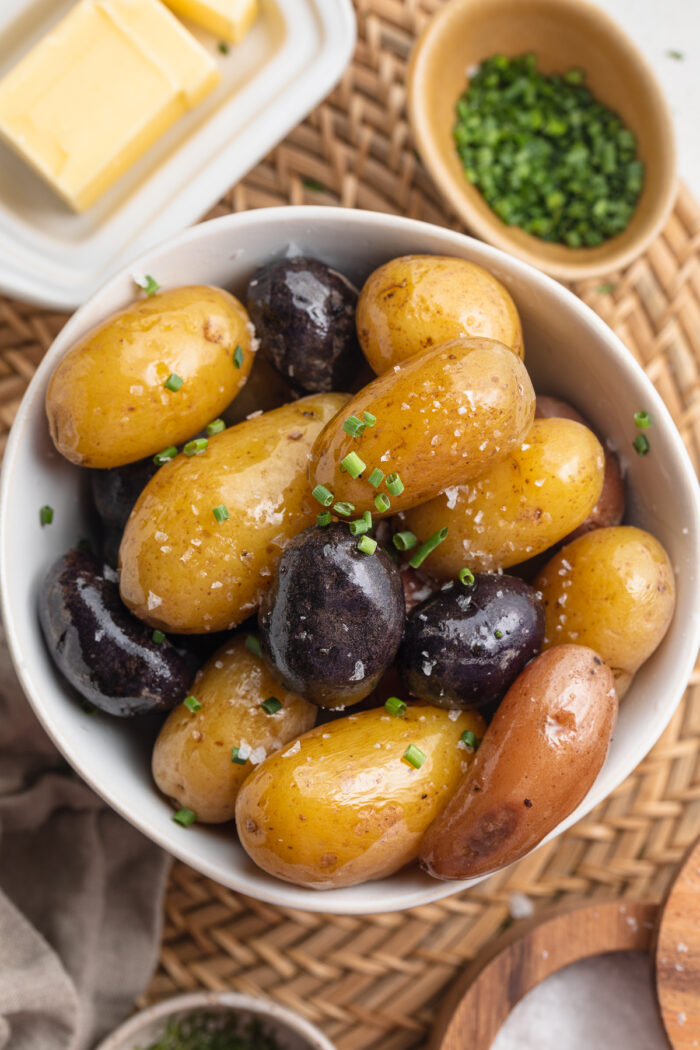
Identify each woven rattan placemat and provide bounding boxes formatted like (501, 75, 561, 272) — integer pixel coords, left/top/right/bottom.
(1, 3, 699, 1047)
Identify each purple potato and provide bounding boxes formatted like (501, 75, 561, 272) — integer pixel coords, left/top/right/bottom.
(258, 523, 405, 708)
(39, 549, 197, 716)
(90, 456, 158, 531)
(397, 573, 544, 709)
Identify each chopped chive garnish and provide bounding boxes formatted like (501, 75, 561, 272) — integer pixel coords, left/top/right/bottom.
(667, 49, 684, 60)
(341, 451, 366, 478)
(460, 730, 481, 750)
(634, 410, 651, 429)
(495, 629, 504, 639)
(80, 699, 97, 714)
(218, 40, 230, 53)
(312, 484, 334, 507)
(633, 434, 650, 456)
(374, 492, 391, 513)
(206, 418, 225, 436)
(152, 629, 165, 644)
(349, 518, 371, 536)
(135, 274, 160, 296)
(232, 747, 247, 764)
(362, 510, 373, 525)
(363, 411, 377, 427)
(302, 177, 326, 192)
(173, 808, 197, 827)
(184, 695, 202, 713)
(212, 504, 229, 522)
(385, 696, 407, 717)
(153, 446, 178, 466)
(403, 744, 426, 769)
(333, 501, 355, 517)
(368, 468, 385, 488)
(164, 373, 183, 392)
(459, 567, 475, 586)
(342, 415, 367, 439)
(357, 535, 377, 555)
(184, 438, 208, 456)
(39, 505, 54, 527)
(245, 635, 262, 658)
(596, 282, 616, 295)
(233, 345, 244, 369)
(317, 511, 332, 527)
(385, 472, 404, 496)
(261, 696, 282, 715)
(409, 527, 449, 569)
(393, 530, 418, 552)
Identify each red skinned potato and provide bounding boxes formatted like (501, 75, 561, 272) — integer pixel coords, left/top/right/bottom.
(419, 645, 617, 881)
(535, 395, 625, 537)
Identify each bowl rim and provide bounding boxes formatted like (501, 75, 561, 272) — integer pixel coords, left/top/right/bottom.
(93, 990, 337, 1050)
(2, 204, 699, 914)
(407, 0, 678, 280)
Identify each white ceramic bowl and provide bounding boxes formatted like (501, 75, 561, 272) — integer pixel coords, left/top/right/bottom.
(1, 207, 698, 915)
(94, 992, 336, 1050)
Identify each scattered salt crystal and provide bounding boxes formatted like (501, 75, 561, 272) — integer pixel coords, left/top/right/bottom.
(248, 746, 267, 764)
(448, 709, 461, 721)
(282, 740, 301, 758)
(155, 531, 168, 542)
(246, 409, 263, 419)
(103, 564, 119, 583)
(678, 1013, 687, 1026)
(246, 321, 260, 353)
(211, 581, 222, 589)
(147, 591, 162, 610)
(160, 545, 171, 554)
(509, 892, 535, 919)
(677, 942, 689, 952)
(214, 661, 223, 669)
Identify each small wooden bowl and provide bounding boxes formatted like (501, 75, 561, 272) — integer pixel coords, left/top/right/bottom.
(407, 0, 677, 281)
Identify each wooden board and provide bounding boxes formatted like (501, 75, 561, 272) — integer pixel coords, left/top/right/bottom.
(655, 838, 700, 1049)
(431, 900, 658, 1050)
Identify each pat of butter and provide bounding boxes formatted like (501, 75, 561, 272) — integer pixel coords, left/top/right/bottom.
(163, 0, 259, 44)
(0, 0, 220, 212)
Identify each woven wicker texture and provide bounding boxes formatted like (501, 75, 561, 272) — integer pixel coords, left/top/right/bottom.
(1, 2, 699, 1047)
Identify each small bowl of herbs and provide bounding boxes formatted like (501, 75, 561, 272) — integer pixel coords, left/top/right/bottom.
(407, 0, 677, 280)
(95, 992, 336, 1050)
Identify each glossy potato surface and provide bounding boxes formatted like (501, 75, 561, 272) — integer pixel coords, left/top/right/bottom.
(309, 338, 535, 517)
(356, 255, 524, 374)
(46, 286, 254, 468)
(152, 637, 316, 823)
(535, 526, 676, 686)
(403, 419, 604, 575)
(119, 393, 349, 633)
(420, 646, 617, 880)
(235, 705, 485, 889)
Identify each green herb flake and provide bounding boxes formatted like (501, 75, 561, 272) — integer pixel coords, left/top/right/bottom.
(137, 1011, 282, 1050)
(333, 501, 355, 517)
(212, 504, 229, 522)
(633, 433, 650, 456)
(341, 451, 366, 478)
(245, 635, 262, 658)
(403, 743, 426, 769)
(393, 530, 418, 552)
(172, 808, 197, 827)
(342, 415, 367, 439)
(39, 505, 54, 527)
(232, 747, 247, 765)
(152, 629, 165, 644)
(312, 484, 334, 507)
(233, 345, 244, 369)
(368, 468, 385, 488)
(349, 517, 370, 536)
(667, 49, 684, 60)
(164, 373, 183, 392)
(357, 535, 377, 555)
(459, 567, 475, 586)
(206, 418, 226, 436)
(363, 411, 377, 427)
(317, 511, 332, 527)
(374, 492, 391, 513)
(153, 446, 178, 466)
(460, 729, 481, 751)
(596, 282, 616, 295)
(183, 437, 208, 456)
(385, 472, 404, 496)
(385, 696, 407, 717)
(634, 410, 651, 429)
(495, 629, 504, 639)
(302, 177, 326, 192)
(183, 695, 202, 713)
(409, 527, 449, 569)
(134, 274, 160, 296)
(261, 696, 282, 715)
(218, 40, 230, 53)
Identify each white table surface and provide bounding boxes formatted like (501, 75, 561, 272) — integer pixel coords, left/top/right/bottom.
(598, 0, 700, 201)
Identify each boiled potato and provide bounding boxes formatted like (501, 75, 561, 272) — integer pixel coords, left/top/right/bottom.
(403, 419, 604, 575)
(152, 636, 316, 823)
(119, 393, 349, 633)
(309, 337, 534, 517)
(235, 705, 485, 889)
(534, 526, 675, 692)
(420, 645, 616, 880)
(356, 255, 523, 374)
(46, 286, 254, 468)
(535, 395, 625, 538)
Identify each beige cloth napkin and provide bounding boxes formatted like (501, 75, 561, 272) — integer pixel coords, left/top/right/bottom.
(0, 625, 171, 1050)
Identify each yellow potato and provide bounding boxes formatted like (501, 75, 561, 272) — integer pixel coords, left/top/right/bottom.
(235, 704, 485, 889)
(535, 526, 676, 689)
(152, 637, 316, 823)
(356, 255, 524, 374)
(403, 419, 605, 575)
(46, 286, 254, 468)
(119, 393, 349, 633)
(309, 337, 535, 517)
